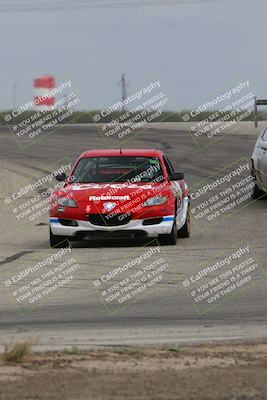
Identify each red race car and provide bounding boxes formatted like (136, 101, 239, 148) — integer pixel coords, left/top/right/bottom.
(49, 149, 190, 247)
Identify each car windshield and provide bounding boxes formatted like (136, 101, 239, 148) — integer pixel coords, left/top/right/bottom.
(71, 156, 164, 183)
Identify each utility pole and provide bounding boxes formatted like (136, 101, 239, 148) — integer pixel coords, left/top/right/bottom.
(12, 80, 17, 110)
(12, 80, 18, 126)
(121, 73, 127, 111)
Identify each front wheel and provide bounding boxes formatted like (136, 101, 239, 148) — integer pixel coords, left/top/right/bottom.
(158, 221, 177, 245)
(177, 203, 191, 238)
(252, 179, 265, 199)
(49, 228, 69, 248)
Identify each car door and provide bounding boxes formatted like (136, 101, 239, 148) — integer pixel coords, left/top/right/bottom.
(257, 128, 267, 190)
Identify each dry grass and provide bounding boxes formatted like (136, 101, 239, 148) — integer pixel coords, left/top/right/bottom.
(2, 337, 38, 363)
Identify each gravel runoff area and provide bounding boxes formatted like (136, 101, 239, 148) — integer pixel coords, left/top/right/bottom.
(0, 341, 267, 400)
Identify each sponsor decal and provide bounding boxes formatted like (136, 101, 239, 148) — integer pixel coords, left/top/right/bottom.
(89, 195, 130, 201)
(103, 202, 117, 212)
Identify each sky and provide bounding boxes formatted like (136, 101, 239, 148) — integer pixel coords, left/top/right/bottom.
(0, 0, 266, 111)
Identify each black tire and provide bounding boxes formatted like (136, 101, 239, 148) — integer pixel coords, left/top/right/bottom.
(158, 220, 177, 245)
(49, 228, 69, 248)
(252, 179, 265, 199)
(251, 162, 266, 199)
(177, 203, 191, 238)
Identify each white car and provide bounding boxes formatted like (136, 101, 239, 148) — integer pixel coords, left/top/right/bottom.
(251, 127, 267, 198)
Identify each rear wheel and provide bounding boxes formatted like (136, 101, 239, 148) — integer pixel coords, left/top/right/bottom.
(177, 203, 191, 238)
(49, 228, 69, 248)
(158, 220, 177, 245)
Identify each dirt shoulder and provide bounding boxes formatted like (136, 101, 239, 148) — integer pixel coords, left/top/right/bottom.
(1, 341, 267, 400)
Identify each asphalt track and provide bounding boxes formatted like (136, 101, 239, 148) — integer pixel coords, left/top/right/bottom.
(0, 122, 266, 350)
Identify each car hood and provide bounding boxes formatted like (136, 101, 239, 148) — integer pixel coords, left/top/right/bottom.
(54, 182, 170, 212)
(63, 182, 169, 198)
(50, 181, 183, 221)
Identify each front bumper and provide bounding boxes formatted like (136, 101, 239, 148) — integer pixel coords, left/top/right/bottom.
(50, 196, 189, 239)
(50, 215, 175, 238)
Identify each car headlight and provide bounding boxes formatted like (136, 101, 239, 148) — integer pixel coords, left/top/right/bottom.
(55, 197, 78, 208)
(143, 196, 168, 207)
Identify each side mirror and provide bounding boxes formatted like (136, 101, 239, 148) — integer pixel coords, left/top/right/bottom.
(55, 173, 67, 182)
(261, 141, 267, 150)
(171, 172, 184, 181)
